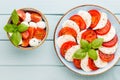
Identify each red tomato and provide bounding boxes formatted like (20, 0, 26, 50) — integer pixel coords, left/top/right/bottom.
(58, 27, 77, 38)
(17, 10, 26, 20)
(81, 30, 97, 42)
(21, 30, 29, 39)
(69, 15, 86, 30)
(28, 27, 35, 39)
(96, 20, 111, 35)
(21, 39, 29, 47)
(102, 35, 118, 47)
(99, 50, 114, 62)
(73, 59, 81, 69)
(88, 58, 98, 70)
(88, 10, 101, 28)
(34, 28, 46, 40)
(31, 13, 42, 22)
(60, 41, 77, 57)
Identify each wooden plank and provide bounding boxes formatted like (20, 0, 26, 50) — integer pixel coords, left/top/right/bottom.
(0, 15, 120, 40)
(0, 41, 62, 65)
(0, 0, 120, 14)
(0, 66, 119, 80)
(0, 41, 120, 66)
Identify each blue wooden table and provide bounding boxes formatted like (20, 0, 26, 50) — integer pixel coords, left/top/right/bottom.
(0, 0, 120, 80)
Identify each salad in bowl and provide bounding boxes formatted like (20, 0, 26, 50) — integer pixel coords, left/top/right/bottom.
(4, 8, 49, 50)
(54, 5, 120, 75)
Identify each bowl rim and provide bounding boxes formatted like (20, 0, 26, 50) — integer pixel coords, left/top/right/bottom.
(53, 4, 120, 76)
(6, 8, 49, 50)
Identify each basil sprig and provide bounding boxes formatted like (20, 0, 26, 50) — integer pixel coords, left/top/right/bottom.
(73, 38, 103, 60)
(4, 9, 28, 46)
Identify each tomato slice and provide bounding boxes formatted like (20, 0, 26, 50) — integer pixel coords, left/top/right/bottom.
(34, 28, 46, 40)
(21, 39, 29, 47)
(58, 27, 77, 38)
(88, 10, 101, 28)
(88, 58, 98, 70)
(21, 30, 29, 40)
(28, 27, 35, 39)
(73, 59, 81, 69)
(102, 35, 118, 47)
(99, 50, 114, 62)
(60, 41, 76, 57)
(31, 13, 42, 22)
(17, 10, 26, 20)
(69, 15, 86, 30)
(96, 20, 111, 35)
(81, 30, 97, 42)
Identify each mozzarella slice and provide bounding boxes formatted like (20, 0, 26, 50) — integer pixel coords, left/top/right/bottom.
(94, 51, 108, 68)
(93, 12, 108, 30)
(77, 30, 86, 44)
(81, 55, 91, 72)
(62, 20, 80, 34)
(29, 38, 39, 47)
(21, 21, 29, 26)
(29, 22, 37, 28)
(24, 12, 31, 22)
(78, 10, 91, 28)
(97, 26, 116, 42)
(65, 45, 80, 62)
(37, 21, 46, 29)
(56, 35, 75, 48)
(99, 43, 118, 54)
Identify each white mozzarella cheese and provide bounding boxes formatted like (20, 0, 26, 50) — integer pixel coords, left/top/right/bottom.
(29, 38, 39, 47)
(78, 10, 91, 28)
(56, 35, 75, 48)
(24, 12, 31, 22)
(93, 12, 108, 30)
(97, 26, 116, 42)
(65, 45, 80, 62)
(99, 43, 118, 54)
(77, 30, 86, 44)
(81, 55, 91, 72)
(37, 21, 46, 29)
(21, 21, 29, 26)
(94, 51, 108, 68)
(29, 22, 37, 28)
(62, 20, 80, 34)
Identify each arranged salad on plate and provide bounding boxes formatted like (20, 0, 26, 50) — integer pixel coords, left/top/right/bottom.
(4, 8, 48, 49)
(56, 9, 118, 72)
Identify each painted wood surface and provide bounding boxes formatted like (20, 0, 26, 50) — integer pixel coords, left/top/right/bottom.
(0, 0, 120, 80)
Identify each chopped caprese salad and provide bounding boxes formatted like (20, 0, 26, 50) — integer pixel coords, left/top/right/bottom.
(4, 9, 47, 48)
(56, 9, 118, 72)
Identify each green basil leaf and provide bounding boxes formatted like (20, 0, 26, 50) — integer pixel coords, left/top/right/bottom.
(80, 39, 90, 49)
(4, 24, 15, 33)
(17, 23, 28, 32)
(11, 9, 19, 25)
(72, 49, 87, 59)
(10, 32, 22, 46)
(91, 38, 103, 49)
(88, 49, 98, 60)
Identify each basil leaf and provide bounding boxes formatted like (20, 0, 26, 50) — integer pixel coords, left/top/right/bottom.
(80, 39, 90, 49)
(17, 23, 28, 32)
(11, 9, 19, 25)
(10, 32, 22, 46)
(4, 24, 15, 33)
(88, 49, 97, 60)
(91, 38, 103, 49)
(72, 49, 87, 59)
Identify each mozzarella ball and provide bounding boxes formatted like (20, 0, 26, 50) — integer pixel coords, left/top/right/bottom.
(36, 21, 46, 29)
(24, 12, 31, 22)
(29, 22, 37, 28)
(29, 38, 39, 47)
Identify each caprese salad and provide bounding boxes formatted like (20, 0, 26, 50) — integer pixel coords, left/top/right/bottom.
(4, 9, 47, 48)
(56, 9, 118, 72)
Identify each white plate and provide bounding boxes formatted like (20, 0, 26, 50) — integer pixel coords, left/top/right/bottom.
(54, 4, 120, 75)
